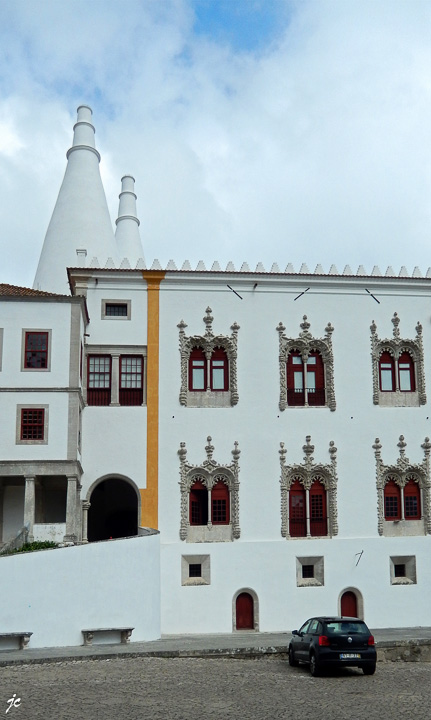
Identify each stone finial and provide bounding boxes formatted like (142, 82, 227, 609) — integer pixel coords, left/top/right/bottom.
(205, 436, 214, 460)
(392, 312, 400, 338)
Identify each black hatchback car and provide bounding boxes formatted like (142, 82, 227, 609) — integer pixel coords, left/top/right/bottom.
(289, 616, 376, 676)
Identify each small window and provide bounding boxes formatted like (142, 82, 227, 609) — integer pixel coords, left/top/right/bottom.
(24, 332, 49, 369)
(21, 408, 45, 440)
(181, 555, 211, 586)
(302, 565, 314, 579)
(296, 556, 324, 587)
(394, 564, 405, 578)
(101, 300, 131, 320)
(390, 555, 416, 585)
(189, 564, 202, 578)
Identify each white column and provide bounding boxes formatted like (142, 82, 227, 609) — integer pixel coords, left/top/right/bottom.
(64, 476, 78, 542)
(306, 488, 311, 537)
(110, 354, 120, 405)
(81, 501, 91, 544)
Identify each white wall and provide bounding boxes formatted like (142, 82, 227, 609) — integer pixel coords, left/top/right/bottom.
(0, 534, 160, 648)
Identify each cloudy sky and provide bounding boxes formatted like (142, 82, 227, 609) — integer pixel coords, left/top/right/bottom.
(1, 0, 431, 288)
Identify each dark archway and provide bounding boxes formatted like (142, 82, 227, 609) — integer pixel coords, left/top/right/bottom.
(88, 477, 138, 542)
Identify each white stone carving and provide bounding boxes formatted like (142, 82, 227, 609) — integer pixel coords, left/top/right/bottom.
(373, 435, 431, 536)
(178, 307, 240, 407)
(279, 436, 338, 538)
(370, 313, 426, 406)
(178, 436, 241, 542)
(276, 315, 335, 411)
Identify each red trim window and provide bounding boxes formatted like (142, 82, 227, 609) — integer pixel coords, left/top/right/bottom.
(190, 480, 208, 525)
(287, 352, 305, 406)
(189, 348, 206, 391)
(21, 408, 45, 440)
(87, 355, 111, 406)
(384, 479, 401, 520)
(25, 332, 48, 369)
(306, 351, 325, 406)
(379, 351, 395, 391)
(120, 356, 143, 406)
(398, 352, 415, 392)
(289, 480, 306, 537)
(211, 480, 230, 524)
(404, 477, 421, 519)
(309, 479, 327, 536)
(210, 348, 228, 391)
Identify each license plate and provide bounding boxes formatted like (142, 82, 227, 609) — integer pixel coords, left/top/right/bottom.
(340, 653, 361, 659)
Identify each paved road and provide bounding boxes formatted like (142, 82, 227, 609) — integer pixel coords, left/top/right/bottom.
(0, 656, 429, 720)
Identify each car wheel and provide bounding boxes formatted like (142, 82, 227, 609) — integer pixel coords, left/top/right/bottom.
(288, 646, 298, 667)
(363, 663, 376, 676)
(309, 652, 321, 677)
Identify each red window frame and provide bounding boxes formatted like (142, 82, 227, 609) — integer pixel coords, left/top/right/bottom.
(306, 351, 325, 406)
(404, 478, 421, 519)
(287, 352, 305, 406)
(87, 355, 111, 406)
(289, 480, 306, 536)
(309, 480, 327, 536)
(211, 480, 230, 524)
(379, 351, 395, 392)
(119, 355, 143, 406)
(384, 479, 401, 520)
(286, 351, 325, 406)
(189, 480, 208, 525)
(189, 348, 207, 391)
(210, 347, 229, 391)
(21, 408, 45, 440)
(24, 332, 48, 369)
(398, 351, 415, 392)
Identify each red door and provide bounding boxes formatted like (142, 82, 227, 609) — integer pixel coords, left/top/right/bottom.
(341, 591, 357, 617)
(236, 593, 254, 629)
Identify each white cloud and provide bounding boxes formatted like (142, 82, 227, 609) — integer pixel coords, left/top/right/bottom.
(1, 0, 431, 286)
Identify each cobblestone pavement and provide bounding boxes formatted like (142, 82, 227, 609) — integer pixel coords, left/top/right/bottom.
(0, 656, 430, 720)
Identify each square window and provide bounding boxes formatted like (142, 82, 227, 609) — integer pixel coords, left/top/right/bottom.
(390, 555, 416, 585)
(181, 555, 210, 586)
(296, 556, 324, 587)
(16, 405, 49, 444)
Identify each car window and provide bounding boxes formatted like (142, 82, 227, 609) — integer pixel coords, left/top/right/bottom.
(308, 619, 319, 634)
(299, 620, 311, 634)
(326, 621, 368, 634)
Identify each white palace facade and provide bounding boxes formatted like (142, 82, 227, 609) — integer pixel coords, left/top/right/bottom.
(1, 106, 431, 647)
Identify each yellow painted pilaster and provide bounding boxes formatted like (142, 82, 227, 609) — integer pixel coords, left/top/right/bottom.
(140, 270, 165, 529)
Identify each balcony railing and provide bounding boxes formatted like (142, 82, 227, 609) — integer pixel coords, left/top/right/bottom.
(287, 388, 326, 407)
(119, 389, 143, 406)
(87, 388, 111, 406)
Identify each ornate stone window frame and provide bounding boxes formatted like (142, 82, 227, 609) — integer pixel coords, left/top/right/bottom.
(178, 307, 240, 408)
(279, 436, 338, 538)
(276, 316, 335, 411)
(178, 436, 240, 542)
(370, 313, 426, 407)
(373, 435, 431, 536)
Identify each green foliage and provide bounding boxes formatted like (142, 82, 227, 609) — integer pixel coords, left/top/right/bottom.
(5, 541, 58, 555)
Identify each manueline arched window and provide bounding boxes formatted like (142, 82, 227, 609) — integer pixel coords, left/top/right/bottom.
(289, 480, 306, 536)
(398, 352, 415, 392)
(404, 478, 421, 519)
(210, 348, 228, 391)
(189, 348, 206, 391)
(287, 351, 325, 406)
(309, 480, 327, 536)
(379, 351, 395, 392)
(384, 479, 401, 520)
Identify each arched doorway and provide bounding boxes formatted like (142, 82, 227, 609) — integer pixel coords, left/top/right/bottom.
(235, 592, 254, 630)
(341, 590, 358, 617)
(88, 477, 139, 542)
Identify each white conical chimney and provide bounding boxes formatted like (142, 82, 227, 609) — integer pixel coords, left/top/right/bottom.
(33, 105, 118, 293)
(115, 175, 145, 267)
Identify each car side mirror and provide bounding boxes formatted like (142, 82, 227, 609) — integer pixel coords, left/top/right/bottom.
(292, 630, 299, 636)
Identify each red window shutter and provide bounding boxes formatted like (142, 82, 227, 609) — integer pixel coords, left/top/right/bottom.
(189, 348, 206, 391)
(211, 480, 230, 524)
(289, 480, 306, 536)
(379, 351, 395, 392)
(384, 479, 401, 520)
(189, 480, 208, 525)
(210, 347, 228, 391)
(404, 478, 421, 519)
(25, 332, 48, 369)
(307, 351, 325, 406)
(309, 480, 327, 536)
(398, 351, 415, 392)
(119, 355, 143, 406)
(21, 408, 45, 440)
(87, 355, 111, 406)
